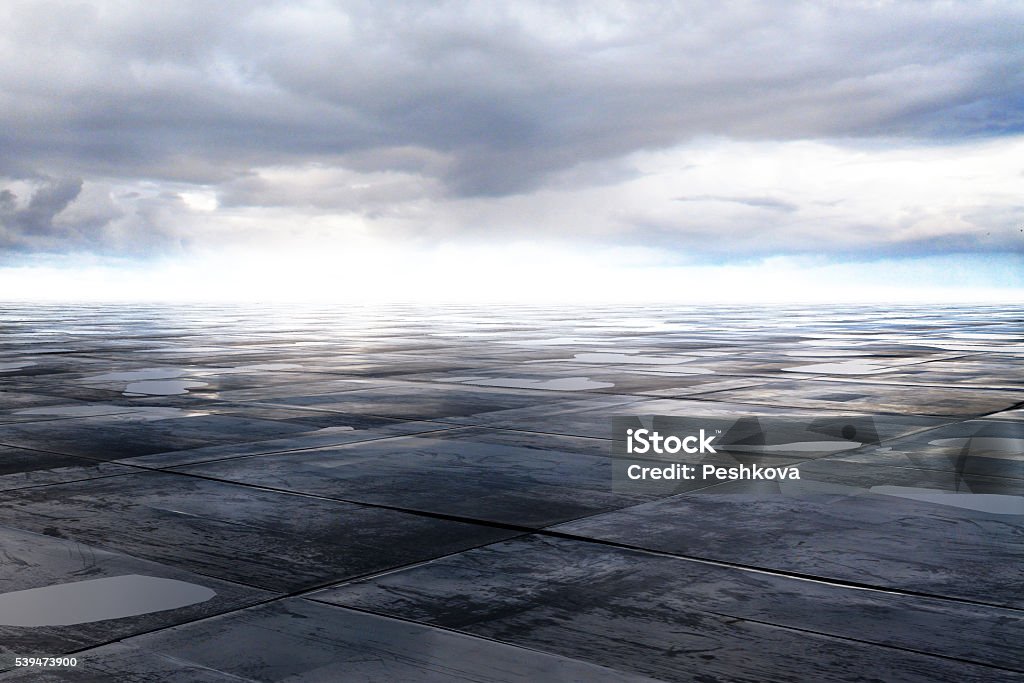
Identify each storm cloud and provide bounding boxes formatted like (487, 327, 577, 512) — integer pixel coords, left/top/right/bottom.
(0, 178, 83, 250)
(1, 0, 1022, 259)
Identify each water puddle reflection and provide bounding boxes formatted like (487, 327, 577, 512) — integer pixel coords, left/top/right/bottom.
(0, 575, 216, 626)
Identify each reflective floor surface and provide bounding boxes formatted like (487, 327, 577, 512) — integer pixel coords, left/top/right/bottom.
(0, 303, 1021, 681)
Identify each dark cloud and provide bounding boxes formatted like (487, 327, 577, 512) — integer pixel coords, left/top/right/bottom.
(0, 178, 83, 250)
(3, 1, 1023, 195)
(0, 177, 189, 257)
(0, 1, 1021, 259)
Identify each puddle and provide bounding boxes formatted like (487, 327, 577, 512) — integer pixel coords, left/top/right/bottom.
(502, 337, 601, 346)
(462, 377, 614, 391)
(88, 365, 300, 392)
(0, 361, 37, 372)
(14, 406, 193, 419)
(799, 340, 875, 347)
(136, 346, 232, 353)
(14, 405, 133, 418)
(534, 377, 615, 390)
(869, 486, 1024, 515)
(784, 349, 871, 358)
(0, 575, 216, 626)
(634, 365, 714, 375)
(432, 331, 507, 337)
(782, 360, 897, 375)
(123, 380, 209, 396)
(571, 353, 695, 365)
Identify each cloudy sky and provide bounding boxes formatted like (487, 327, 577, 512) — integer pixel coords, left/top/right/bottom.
(1, 0, 1022, 302)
